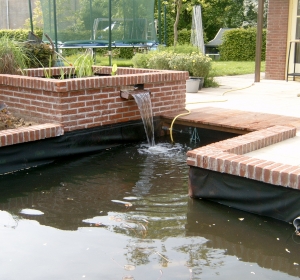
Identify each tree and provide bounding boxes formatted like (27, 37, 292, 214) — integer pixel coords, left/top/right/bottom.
(173, 0, 182, 46)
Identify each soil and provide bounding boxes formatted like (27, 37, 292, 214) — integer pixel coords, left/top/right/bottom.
(0, 107, 37, 131)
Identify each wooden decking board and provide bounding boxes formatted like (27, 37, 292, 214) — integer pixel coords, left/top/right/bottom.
(161, 107, 300, 134)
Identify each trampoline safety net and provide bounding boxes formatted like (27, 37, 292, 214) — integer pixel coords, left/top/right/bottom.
(40, 0, 157, 46)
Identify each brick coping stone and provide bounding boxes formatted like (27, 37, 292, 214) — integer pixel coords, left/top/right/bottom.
(187, 125, 300, 190)
(0, 123, 64, 147)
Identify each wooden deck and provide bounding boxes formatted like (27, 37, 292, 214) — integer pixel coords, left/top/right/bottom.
(161, 107, 300, 134)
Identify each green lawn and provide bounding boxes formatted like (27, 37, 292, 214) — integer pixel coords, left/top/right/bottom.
(64, 53, 265, 77)
(210, 61, 265, 76)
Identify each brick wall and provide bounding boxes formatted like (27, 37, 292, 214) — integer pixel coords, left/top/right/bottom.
(0, 66, 188, 132)
(187, 125, 300, 189)
(265, 0, 289, 80)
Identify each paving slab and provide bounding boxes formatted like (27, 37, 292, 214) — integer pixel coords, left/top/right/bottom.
(185, 74, 300, 167)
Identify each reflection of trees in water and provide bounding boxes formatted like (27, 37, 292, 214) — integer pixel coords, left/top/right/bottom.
(122, 240, 172, 268)
(175, 243, 225, 277)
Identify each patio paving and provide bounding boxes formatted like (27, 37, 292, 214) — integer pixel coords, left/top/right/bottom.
(161, 73, 300, 190)
(184, 73, 300, 167)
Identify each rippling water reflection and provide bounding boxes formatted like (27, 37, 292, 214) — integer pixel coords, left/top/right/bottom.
(0, 136, 300, 279)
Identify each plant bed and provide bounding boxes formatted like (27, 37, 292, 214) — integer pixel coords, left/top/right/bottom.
(0, 103, 38, 131)
(0, 66, 188, 132)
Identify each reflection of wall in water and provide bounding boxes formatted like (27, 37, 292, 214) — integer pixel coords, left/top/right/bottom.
(186, 199, 300, 278)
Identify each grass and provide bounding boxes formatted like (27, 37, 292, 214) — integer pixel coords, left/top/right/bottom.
(64, 53, 134, 67)
(64, 53, 265, 77)
(211, 61, 265, 76)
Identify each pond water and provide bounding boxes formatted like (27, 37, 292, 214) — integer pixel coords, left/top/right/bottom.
(0, 134, 300, 280)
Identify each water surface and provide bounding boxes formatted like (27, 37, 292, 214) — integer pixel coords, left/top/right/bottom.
(0, 135, 300, 279)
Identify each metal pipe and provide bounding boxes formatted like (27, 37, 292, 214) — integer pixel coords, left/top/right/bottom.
(6, 0, 9, 29)
(53, 0, 58, 52)
(254, 0, 264, 83)
(108, 0, 112, 66)
(28, 0, 33, 32)
(158, 0, 161, 44)
(164, 5, 167, 44)
(89, 0, 93, 39)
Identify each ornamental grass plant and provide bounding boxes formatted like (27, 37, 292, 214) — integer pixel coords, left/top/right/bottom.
(0, 35, 29, 74)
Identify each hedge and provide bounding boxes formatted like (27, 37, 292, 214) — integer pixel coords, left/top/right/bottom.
(219, 28, 266, 61)
(0, 29, 43, 41)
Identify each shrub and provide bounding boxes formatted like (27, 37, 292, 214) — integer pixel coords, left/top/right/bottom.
(0, 35, 29, 74)
(131, 44, 212, 86)
(168, 52, 211, 77)
(219, 28, 267, 61)
(24, 42, 54, 68)
(0, 29, 43, 41)
(132, 53, 152, 68)
(158, 44, 200, 54)
(147, 51, 174, 70)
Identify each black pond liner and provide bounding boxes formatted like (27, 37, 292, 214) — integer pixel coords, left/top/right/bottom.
(0, 118, 160, 175)
(189, 166, 300, 223)
(186, 198, 300, 277)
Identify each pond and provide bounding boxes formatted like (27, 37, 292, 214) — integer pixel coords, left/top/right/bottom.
(0, 133, 300, 280)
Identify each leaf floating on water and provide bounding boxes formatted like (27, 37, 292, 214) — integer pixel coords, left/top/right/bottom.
(124, 264, 136, 271)
(123, 196, 139, 200)
(111, 200, 133, 207)
(285, 248, 291, 253)
(19, 209, 44, 216)
(122, 276, 134, 280)
(238, 218, 244, 221)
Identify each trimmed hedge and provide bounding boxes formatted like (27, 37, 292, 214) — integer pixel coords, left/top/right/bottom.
(0, 29, 43, 41)
(219, 28, 266, 61)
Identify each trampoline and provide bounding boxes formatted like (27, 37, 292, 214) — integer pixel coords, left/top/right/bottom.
(38, 0, 158, 52)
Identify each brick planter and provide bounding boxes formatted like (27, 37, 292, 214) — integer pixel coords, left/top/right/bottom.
(0, 66, 188, 132)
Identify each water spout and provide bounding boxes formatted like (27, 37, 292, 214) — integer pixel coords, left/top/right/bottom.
(132, 91, 155, 147)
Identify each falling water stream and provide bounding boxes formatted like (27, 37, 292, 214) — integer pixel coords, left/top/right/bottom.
(132, 92, 155, 147)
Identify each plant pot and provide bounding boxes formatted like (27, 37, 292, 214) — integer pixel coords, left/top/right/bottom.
(186, 78, 200, 93)
(190, 77, 204, 90)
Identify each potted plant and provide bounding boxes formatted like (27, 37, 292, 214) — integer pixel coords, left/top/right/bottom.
(187, 52, 211, 90)
(168, 52, 211, 92)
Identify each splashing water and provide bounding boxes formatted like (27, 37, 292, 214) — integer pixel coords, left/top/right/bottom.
(132, 92, 155, 146)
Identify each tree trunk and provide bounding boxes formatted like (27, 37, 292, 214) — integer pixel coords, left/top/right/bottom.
(173, 0, 182, 47)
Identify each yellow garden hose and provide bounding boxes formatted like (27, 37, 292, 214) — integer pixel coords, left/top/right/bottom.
(169, 109, 191, 143)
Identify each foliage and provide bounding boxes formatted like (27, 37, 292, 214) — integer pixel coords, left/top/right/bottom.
(161, 0, 267, 46)
(132, 44, 211, 78)
(73, 50, 94, 78)
(177, 29, 192, 45)
(147, 51, 174, 70)
(0, 29, 43, 41)
(132, 53, 151, 68)
(119, 48, 135, 59)
(0, 35, 29, 74)
(24, 42, 54, 68)
(111, 64, 118, 75)
(168, 52, 211, 77)
(158, 43, 200, 54)
(219, 28, 266, 61)
(24, 0, 43, 30)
